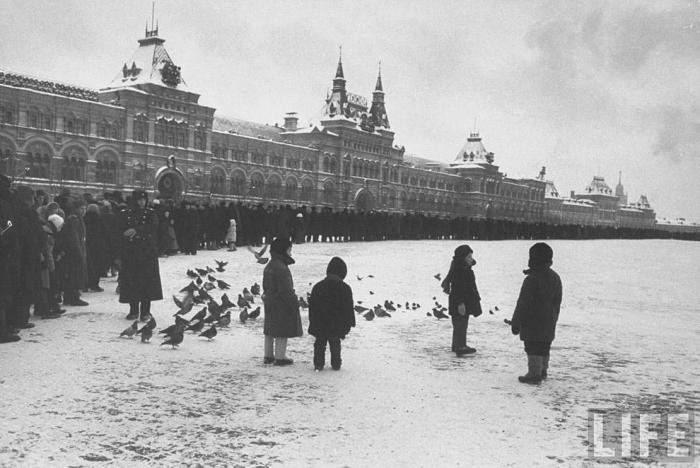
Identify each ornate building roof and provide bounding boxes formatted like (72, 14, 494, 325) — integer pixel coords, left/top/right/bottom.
(544, 180, 560, 199)
(213, 115, 284, 140)
(450, 132, 495, 169)
(583, 175, 616, 196)
(102, 26, 189, 92)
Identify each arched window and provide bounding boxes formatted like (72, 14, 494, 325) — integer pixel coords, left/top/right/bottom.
(300, 178, 314, 201)
(322, 155, 330, 173)
(322, 181, 335, 204)
(266, 175, 282, 200)
(134, 117, 149, 142)
(25, 142, 52, 179)
(211, 168, 226, 194)
(329, 156, 337, 174)
(230, 170, 246, 195)
(0, 138, 14, 176)
(284, 177, 298, 200)
(95, 152, 118, 184)
(464, 178, 472, 192)
(249, 172, 264, 197)
(193, 169, 203, 189)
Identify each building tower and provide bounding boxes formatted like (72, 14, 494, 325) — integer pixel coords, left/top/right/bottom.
(324, 48, 348, 118)
(615, 171, 627, 205)
(370, 63, 390, 129)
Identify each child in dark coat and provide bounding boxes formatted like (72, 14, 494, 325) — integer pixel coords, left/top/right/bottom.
(441, 245, 482, 356)
(510, 242, 563, 384)
(308, 256, 355, 371)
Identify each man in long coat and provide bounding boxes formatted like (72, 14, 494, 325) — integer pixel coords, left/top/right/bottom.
(119, 190, 162, 321)
(61, 197, 88, 306)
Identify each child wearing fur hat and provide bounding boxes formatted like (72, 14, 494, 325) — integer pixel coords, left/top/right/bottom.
(510, 242, 563, 384)
(308, 256, 355, 371)
(441, 245, 482, 356)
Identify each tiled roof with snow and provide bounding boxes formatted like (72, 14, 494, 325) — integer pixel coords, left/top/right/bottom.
(213, 115, 284, 140)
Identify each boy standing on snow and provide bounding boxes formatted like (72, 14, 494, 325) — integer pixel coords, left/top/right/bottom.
(308, 256, 355, 371)
(510, 242, 563, 384)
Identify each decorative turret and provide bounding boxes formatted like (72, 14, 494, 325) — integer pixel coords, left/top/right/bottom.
(615, 171, 627, 204)
(324, 48, 348, 118)
(370, 62, 390, 129)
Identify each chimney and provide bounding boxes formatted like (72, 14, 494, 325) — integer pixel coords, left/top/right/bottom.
(570, 190, 575, 199)
(284, 112, 298, 131)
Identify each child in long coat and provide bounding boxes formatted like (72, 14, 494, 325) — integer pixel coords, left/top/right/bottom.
(441, 245, 482, 356)
(510, 242, 563, 384)
(308, 256, 355, 371)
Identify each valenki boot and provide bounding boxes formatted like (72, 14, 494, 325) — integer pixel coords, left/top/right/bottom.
(541, 355, 550, 379)
(518, 355, 543, 384)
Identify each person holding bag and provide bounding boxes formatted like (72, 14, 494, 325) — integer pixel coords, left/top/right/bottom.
(441, 245, 482, 356)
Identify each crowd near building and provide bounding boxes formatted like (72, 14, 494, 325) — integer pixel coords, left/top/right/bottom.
(1, 23, 698, 240)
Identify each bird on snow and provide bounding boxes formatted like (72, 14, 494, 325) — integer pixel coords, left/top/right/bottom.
(120, 320, 139, 338)
(494, 306, 500, 311)
(239, 307, 249, 323)
(207, 299, 223, 319)
(434, 273, 441, 281)
(160, 317, 189, 336)
(202, 282, 216, 291)
(426, 312, 432, 317)
(369, 291, 374, 295)
(190, 306, 208, 323)
(141, 316, 157, 332)
(384, 300, 396, 311)
(367, 274, 374, 278)
(216, 279, 231, 290)
(206, 266, 215, 273)
(215, 260, 228, 270)
(432, 308, 449, 319)
(186, 269, 199, 278)
(504, 318, 512, 325)
(140, 327, 153, 343)
(405, 301, 410, 309)
(218, 312, 231, 328)
(195, 267, 208, 276)
(354, 305, 368, 313)
(237, 294, 251, 309)
(161, 329, 184, 349)
(180, 281, 197, 294)
(374, 306, 391, 318)
(246, 244, 270, 264)
(356, 275, 364, 281)
(199, 325, 217, 340)
(195, 277, 203, 286)
(250, 282, 261, 296)
(221, 293, 235, 310)
(299, 296, 309, 309)
(248, 306, 261, 319)
(242, 288, 254, 303)
(207, 274, 217, 283)
(489, 309, 494, 315)
(363, 310, 375, 321)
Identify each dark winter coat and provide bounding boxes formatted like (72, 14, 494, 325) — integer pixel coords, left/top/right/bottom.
(262, 253, 302, 338)
(441, 260, 482, 317)
(511, 267, 562, 342)
(84, 211, 107, 275)
(308, 275, 355, 338)
(118, 207, 163, 303)
(62, 213, 87, 290)
(0, 197, 20, 308)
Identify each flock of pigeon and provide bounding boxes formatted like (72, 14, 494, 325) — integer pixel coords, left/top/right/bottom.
(119, 259, 264, 348)
(119, 248, 509, 346)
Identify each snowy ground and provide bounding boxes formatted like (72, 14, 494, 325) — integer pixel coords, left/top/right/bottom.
(1, 239, 699, 467)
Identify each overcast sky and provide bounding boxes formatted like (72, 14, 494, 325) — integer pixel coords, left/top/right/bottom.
(2, 0, 699, 220)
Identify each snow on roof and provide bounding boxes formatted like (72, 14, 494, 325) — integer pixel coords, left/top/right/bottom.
(544, 180, 560, 199)
(213, 115, 284, 140)
(582, 175, 616, 196)
(451, 132, 494, 166)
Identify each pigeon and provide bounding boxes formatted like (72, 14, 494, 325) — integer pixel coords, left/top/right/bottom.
(397, 303, 402, 309)
(357, 300, 363, 304)
(159, 317, 189, 336)
(217, 280, 231, 290)
(161, 330, 184, 349)
(489, 309, 494, 315)
(216, 265, 226, 273)
(120, 320, 139, 338)
(384, 301, 396, 311)
(363, 310, 375, 321)
(218, 312, 231, 328)
(432, 308, 448, 319)
(495, 306, 500, 311)
(426, 312, 432, 317)
(195, 277, 203, 286)
(374, 306, 391, 318)
(356, 275, 364, 281)
(206, 266, 215, 273)
(299, 297, 309, 309)
(504, 319, 512, 325)
(140, 327, 153, 343)
(173, 295, 184, 309)
(190, 306, 208, 323)
(250, 283, 261, 296)
(195, 268, 208, 276)
(242, 288, 254, 303)
(221, 293, 235, 310)
(137, 316, 157, 335)
(248, 306, 261, 319)
(246, 245, 269, 264)
(199, 325, 217, 340)
(215, 260, 228, 269)
(237, 294, 251, 309)
(207, 300, 223, 319)
(180, 281, 197, 294)
(367, 274, 374, 278)
(186, 320, 205, 333)
(173, 294, 194, 315)
(202, 282, 216, 291)
(405, 301, 410, 309)
(186, 269, 199, 278)
(207, 274, 217, 283)
(239, 307, 249, 323)
(369, 291, 374, 295)
(354, 305, 369, 313)
(434, 273, 442, 281)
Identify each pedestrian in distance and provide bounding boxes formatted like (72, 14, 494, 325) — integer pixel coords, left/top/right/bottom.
(510, 242, 563, 384)
(308, 256, 355, 371)
(225, 218, 237, 251)
(441, 244, 482, 356)
(262, 237, 302, 366)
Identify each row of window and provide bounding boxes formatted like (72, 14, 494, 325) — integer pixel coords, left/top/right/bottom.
(0, 152, 117, 183)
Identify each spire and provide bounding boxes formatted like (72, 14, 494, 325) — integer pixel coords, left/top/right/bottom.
(335, 46, 344, 79)
(375, 61, 383, 92)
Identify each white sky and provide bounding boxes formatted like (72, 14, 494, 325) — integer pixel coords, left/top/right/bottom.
(1, 0, 699, 220)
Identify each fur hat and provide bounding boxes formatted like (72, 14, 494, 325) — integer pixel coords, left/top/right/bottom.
(528, 242, 553, 269)
(131, 189, 148, 203)
(453, 244, 473, 259)
(86, 203, 100, 214)
(270, 237, 292, 256)
(48, 213, 64, 232)
(326, 256, 347, 279)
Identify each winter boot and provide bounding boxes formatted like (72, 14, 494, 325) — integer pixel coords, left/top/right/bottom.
(518, 355, 543, 384)
(541, 354, 549, 379)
